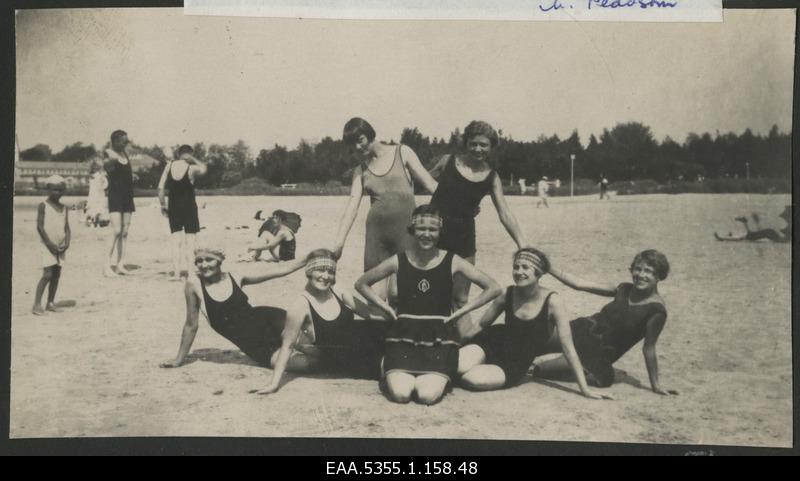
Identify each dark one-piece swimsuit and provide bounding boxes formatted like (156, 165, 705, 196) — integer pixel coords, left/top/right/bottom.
(569, 283, 667, 387)
(383, 252, 460, 381)
(166, 165, 200, 234)
(303, 291, 387, 379)
(430, 155, 495, 258)
(471, 287, 556, 387)
(200, 275, 286, 366)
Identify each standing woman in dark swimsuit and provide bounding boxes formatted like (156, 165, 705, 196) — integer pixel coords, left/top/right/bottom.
(429, 121, 529, 332)
(356, 205, 502, 405)
(458, 248, 610, 399)
(158, 144, 208, 280)
(103, 130, 136, 277)
(159, 247, 307, 369)
(256, 249, 389, 395)
(537, 249, 679, 395)
(333, 118, 439, 301)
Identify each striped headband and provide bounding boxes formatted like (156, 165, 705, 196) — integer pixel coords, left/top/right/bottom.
(411, 213, 443, 228)
(515, 251, 547, 273)
(194, 247, 225, 262)
(305, 256, 337, 276)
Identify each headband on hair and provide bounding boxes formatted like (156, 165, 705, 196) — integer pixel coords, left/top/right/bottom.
(515, 251, 547, 274)
(411, 213, 443, 228)
(305, 256, 337, 276)
(195, 248, 225, 262)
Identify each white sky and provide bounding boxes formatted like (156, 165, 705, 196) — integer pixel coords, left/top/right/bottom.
(15, 8, 795, 152)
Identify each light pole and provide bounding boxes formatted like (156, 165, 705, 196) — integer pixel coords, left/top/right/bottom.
(570, 154, 575, 197)
(745, 161, 750, 180)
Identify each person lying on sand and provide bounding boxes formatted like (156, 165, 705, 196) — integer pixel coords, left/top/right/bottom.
(159, 247, 307, 369)
(715, 206, 791, 243)
(535, 250, 678, 396)
(457, 248, 611, 399)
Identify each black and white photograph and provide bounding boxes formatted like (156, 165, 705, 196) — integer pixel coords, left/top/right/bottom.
(9, 3, 795, 449)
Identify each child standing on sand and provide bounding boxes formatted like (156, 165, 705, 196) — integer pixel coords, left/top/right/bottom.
(85, 161, 109, 227)
(32, 176, 71, 315)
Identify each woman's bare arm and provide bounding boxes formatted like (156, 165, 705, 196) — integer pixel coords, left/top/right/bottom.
(401, 144, 438, 194)
(490, 174, 527, 249)
(160, 280, 202, 368)
(447, 256, 502, 323)
(355, 256, 400, 321)
(333, 167, 364, 258)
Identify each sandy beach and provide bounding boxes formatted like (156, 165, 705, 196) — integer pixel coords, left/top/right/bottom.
(9, 193, 792, 446)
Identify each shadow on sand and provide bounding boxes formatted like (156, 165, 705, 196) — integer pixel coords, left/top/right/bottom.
(523, 367, 648, 392)
(186, 348, 261, 367)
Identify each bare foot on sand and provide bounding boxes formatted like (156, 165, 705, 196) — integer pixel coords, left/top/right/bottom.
(117, 265, 132, 275)
(104, 265, 118, 277)
(32, 305, 45, 315)
(46, 303, 61, 312)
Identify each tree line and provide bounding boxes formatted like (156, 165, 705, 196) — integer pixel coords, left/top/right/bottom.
(19, 121, 790, 189)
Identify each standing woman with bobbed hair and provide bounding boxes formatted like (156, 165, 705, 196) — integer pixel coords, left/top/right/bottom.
(428, 120, 530, 330)
(333, 118, 439, 300)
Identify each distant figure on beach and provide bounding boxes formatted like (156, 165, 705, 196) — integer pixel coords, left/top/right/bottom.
(427, 120, 530, 334)
(536, 176, 551, 208)
(356, 205, 502, 405)
(84, 161, 109, 227)
(159, 247, 307, 370)
(255, 249, 390, 395)
(537, 250, 678, 395)
(518, 178, 527, 195)
(158, 145, 208, 281)
(333, 117, 438, 301)
(32, 176, 70, 315)
(250, 209, 301, 261)
(457, 248, 611, 399)
(599, 174, 610, 200)
(103, 129, 136, 277)
(714, 206, 791, 243)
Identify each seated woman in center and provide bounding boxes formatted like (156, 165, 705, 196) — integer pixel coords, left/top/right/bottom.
(356, 204, 502, 405)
